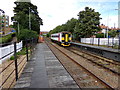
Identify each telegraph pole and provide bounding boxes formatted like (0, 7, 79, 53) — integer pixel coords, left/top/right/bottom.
(29, 7, 31, 30)
(115, 7, 120, 50)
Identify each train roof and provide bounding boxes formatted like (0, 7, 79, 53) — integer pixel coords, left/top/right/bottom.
(51, 31, 71, 35)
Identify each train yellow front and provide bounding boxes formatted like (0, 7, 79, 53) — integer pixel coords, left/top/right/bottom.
(51, 31, 72, 46)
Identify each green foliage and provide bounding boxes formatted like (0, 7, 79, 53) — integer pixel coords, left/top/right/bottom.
(10, 48, 26, 60)
(9, 24, 14, 28)
(96, 33, 104, 38)
(46, 34, 50, 37)
(49, 18, 77, 35)
(17, 49, 26, 55)
(18, 29, 38, 41)
(108, 30, 118, 37)
(12, 2, 43, 34)
(10, 56, 15, 60)
(76, 7, 102, 38)
(66, 18, 78, 33)
(0, 33, 16, 44)
(49, 7, 102, 40)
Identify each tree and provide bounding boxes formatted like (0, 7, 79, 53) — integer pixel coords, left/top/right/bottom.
(49, 18, 77, 36)
(96, 33, 104, 38)
(108, 30, 118, 37)
(77, 7, 102, 38)
(12, 2, 43, 34)
(18, 29, 38, 41)
(66, 18, 78, 33)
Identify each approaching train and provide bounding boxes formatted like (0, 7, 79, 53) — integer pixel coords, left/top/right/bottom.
(51, 31, 72, 46)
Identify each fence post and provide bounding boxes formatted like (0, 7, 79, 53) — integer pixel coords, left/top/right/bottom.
(14, 42, 18, 81)
(26, 39, 29, 61)
(112, 38, 114, 48)
(79, 37, 81, 43)
(98, 38, 100, 46)
(92, 38, 94, 45)
(108, 37, 109, 47)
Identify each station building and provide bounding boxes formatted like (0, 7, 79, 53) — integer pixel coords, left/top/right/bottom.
(0, 15, 10, 34)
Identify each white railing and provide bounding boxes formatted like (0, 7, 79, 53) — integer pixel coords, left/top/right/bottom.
(0, 41, 23, 64)
(81, 38, 119, 46)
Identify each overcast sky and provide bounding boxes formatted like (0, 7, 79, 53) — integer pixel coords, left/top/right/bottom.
(0, 0, 119, 31)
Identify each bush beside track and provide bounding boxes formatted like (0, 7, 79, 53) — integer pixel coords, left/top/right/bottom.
(0, 32, 16, 44)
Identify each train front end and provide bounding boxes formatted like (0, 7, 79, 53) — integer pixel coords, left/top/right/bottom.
(61, 32, 72, 46)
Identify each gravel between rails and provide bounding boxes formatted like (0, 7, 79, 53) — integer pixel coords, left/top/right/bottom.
(45, 40, 116, 89)
(69, 46, 120, 74)
(47, 38, 119, 89)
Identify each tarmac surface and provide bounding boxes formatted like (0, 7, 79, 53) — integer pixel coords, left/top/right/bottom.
(14, 43, 79, 88)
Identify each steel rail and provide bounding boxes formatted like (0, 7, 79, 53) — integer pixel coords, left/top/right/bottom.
(45, 39, 114, 89)
(68, 48, 120, 76)
(71, 47, 120, 66)
(45, 40, 82, 89)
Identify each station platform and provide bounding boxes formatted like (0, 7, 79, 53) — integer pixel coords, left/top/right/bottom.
(71, 42, 120, 53)
(71, 42, 120, 61)
(14, 43, 79, 88)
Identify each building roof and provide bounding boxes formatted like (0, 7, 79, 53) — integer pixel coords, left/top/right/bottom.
(99, 24, 120, 30)
(40, 31, 49, 35)
(99, 25, 108, 29)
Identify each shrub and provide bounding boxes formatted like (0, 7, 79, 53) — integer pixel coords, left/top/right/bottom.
(10, 56, 15, 60)
(18, 29, 38, 41)
(96, 33, 104, 38)
(17, 50, 26, 55)
(17, 47, 27, 55)
(0, 32, 16, 44)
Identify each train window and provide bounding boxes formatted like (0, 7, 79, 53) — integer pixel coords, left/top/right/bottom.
(62, 34, 65, 37)
(51, 35, 59, 37)
(62, 33, 67, 37)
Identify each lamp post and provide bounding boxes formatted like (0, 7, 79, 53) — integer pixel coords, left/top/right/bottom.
(106, 12, 109, 38)
(29, 7, 31, 30)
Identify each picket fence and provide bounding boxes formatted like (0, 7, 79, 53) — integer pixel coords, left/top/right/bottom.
(81, 38, 119, 46)
(0, 41, 23, 64)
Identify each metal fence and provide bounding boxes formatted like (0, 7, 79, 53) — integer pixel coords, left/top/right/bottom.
(81, 38, 119, 47)
(0, 38, 37, 89)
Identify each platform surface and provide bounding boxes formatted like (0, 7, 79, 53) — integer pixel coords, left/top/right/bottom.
(14, 43, 79, 88)
(71, 42, 120, 53)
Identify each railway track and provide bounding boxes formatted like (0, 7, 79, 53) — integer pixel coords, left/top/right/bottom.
(67, 47, 120, 76)
(45, 38, 116, 89)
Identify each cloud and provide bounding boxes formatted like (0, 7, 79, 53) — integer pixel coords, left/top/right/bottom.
(32, 0, 80, 31)
(0, 0, 15, 23)
(35, 1, 118, 31)
(0, 0, 118, 31)
(76, 0, 119, 2)
(100, 15, 118, 27)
